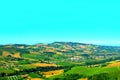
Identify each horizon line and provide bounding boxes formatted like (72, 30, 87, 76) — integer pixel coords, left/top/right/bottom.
(0, 41, 120, 47)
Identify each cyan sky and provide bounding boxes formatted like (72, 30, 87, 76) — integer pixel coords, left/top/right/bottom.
(0, 0, 120, 45)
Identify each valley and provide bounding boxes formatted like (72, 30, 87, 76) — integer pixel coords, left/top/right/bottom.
(0, 42, 120, 80)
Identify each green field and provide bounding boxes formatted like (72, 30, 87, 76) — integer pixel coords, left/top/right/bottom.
(48, 65, 120, 80)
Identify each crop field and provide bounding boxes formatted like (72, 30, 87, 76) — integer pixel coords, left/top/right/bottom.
(41, 70, 64, 78)
(107, 61, 120, 67)
(32, 63, 57, 67)
(48, 63, 120, 80)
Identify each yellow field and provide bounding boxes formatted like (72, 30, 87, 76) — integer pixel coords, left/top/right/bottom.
(32, 63, 57, 67)
(2, 51, 10, 57)
(78, 78, 88, 80)
(13, 53, 21, 58)
(41, 70, 64, 78)
(107, 61, 120, 67)
(2, 51, 20, 58)
(29, 78, 43, 80)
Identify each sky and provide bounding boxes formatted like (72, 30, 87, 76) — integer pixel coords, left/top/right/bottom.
(0, 0, 120, 46)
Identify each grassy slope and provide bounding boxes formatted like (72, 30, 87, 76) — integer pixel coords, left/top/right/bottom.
(48, 65, 120, 80)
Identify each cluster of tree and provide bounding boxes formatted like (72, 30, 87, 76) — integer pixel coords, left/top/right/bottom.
(0, 66, 68, 77)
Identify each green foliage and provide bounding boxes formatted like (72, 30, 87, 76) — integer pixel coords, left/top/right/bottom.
(29, 73, 41, 78)
(49, 66, 120, 80)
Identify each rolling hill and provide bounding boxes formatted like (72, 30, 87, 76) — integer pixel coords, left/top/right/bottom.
(0, 42, 120, 80)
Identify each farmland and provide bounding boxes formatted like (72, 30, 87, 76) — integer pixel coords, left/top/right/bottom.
(49, 61, 120, 80)
(0, 42, 120, 80)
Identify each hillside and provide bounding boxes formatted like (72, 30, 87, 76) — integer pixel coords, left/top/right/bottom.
(0, 42, 120, 54)
(0, 42, 120, 80)
(0, 42, 120, 61)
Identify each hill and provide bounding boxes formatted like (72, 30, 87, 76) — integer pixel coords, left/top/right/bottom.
(0, 42, 120, 61)
(0, 42, 120, 80)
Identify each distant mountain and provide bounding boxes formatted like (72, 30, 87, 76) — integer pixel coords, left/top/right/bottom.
(0, 42, 120, 57)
